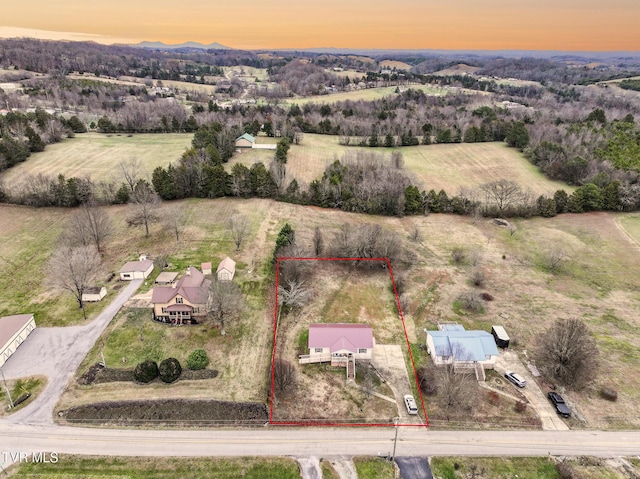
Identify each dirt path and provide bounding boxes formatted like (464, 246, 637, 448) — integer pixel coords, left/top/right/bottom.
(330, 459, 358, 479)
(613, 216, 640, 252)
(3, 279, 143, 425)
(297, 456, 322, 479)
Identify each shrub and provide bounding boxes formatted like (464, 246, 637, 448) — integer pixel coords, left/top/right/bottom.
(187, 349, 210, 370)
(158, 358, 182, 383)
(451, 246, 467, 265)
(488, 391, 500, 405)
(471, 268, 486, 287)
(599, 386, 618, 402)
(457, 290, 485, 313)
(515, 400, 527, 413)
(479, 292, 494, 301)
(134, 360, 159, 383)
(417, 366, 438, 396)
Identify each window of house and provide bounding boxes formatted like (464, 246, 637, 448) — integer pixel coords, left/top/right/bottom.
(314, 348, 323, 353)
(176, 297, 183, 304)
(358, 348, 367, 354)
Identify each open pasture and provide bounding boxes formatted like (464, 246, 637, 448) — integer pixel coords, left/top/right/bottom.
(228, 134, 571, 196)
(286, 84, 448, 106)
(1, 132, 192, 186)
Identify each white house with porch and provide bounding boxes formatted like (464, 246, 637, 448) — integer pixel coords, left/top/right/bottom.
(299, 323, 374, 380)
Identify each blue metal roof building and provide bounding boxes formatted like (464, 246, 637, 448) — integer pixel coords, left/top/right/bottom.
(425, 325, 499, 367)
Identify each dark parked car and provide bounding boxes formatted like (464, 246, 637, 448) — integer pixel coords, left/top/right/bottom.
(547, 391, 571, 418)
(505, 371, 526, 388)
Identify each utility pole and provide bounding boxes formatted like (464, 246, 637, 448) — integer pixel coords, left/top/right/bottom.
(0, 368, 14, 409)
(391, 416, 399, 462)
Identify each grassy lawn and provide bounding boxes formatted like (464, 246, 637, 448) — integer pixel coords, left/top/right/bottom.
(9, 456, 300, 479)
(2, 132, 192, 186)
(353, 457, 396, 479)
(431, 457, 559, 479)
(0, 376, 46, 417)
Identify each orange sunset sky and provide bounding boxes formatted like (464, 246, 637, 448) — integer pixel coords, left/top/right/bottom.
(2, 0, 639, 51)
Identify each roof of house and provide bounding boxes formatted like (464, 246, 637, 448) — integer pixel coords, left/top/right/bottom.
(491, 325, 510, 341)
(155, 272, 179, 283)
(120, 259, 154, 273)
(217, 257, 236, 274)
(309, 323, 373, 352)
(439, 323, 465, 331)
(151, 266, 211, 305)
(235, 133, 255, 143)
(0, 314, 35, 347)
(427, 330, 498, 362)
(201, 262, 212, 271)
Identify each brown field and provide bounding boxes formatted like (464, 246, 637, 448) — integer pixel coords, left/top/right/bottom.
(379, 60, 412, 71)
(433, 64, 481, 76)
(1, 132, 192, 187)
(228, 134, 572, 196)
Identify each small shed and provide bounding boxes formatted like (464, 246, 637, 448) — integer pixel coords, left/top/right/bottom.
(201, 262, 212, 275)
(82, 286, 107, 303)
(216, 257, 236, 281)
(0, 314, 36, 368)
(119, 259, 154, 280)
(491, 325, 510, 349)
(155, 272, 179, 285)
(235, 133, 255, 149)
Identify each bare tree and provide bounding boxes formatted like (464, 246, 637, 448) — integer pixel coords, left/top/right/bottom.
(480, 179, 525, 215)
(64, 202, 113, 253)
(48, 244, 103, 319)
(227, 214, 251, 251)
(278, 280, 311, 311)
(312, 226, 324, 256)
(269, 159, 287, 193)
(273, 358, 297, 397)
(534, 318, 599, 389)
(164, 203, 187, 243)
(409, 224, 423, 244)
(206, 280, 245, 335)
(436, 362, 478, 418)
(119, 158, 143, 192)
(126, 181, 160, 237)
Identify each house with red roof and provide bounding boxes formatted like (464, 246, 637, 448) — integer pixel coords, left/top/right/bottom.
(151, 266, 211, 324)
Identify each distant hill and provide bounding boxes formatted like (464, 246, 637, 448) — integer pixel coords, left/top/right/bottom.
(136, 41, 231, 50)
(433, 63, 481, 75)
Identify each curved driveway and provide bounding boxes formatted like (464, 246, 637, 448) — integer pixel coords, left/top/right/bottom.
(2, 279, 143, 425)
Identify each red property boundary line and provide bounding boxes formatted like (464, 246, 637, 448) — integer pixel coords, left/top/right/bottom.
(270, 256, 428, 427)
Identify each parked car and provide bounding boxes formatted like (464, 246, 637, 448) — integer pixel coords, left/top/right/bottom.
(404, 394, 418, 415)
(504, 371, 526, 388)
(547, 391, 571, 418)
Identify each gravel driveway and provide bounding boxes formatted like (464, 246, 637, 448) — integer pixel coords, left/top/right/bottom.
(372, 344, 423, 424)
(3, 279, 143, 425)
(495, 350, 569, 431)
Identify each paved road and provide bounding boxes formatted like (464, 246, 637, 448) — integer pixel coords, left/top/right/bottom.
(1, 424, 639, 466)
(3, 279, 143, 425)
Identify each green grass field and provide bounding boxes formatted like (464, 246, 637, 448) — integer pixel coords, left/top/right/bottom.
(228, 134, 571, 196)
(10, 456, 300, 479)
(431, 457, 560, 479)
(2, 132, 192, 187)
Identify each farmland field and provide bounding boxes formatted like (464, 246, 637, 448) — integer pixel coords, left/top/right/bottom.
(1, 132, 192, 187)
(228, 134, 572, 196)
(286, 84, 448, 106)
